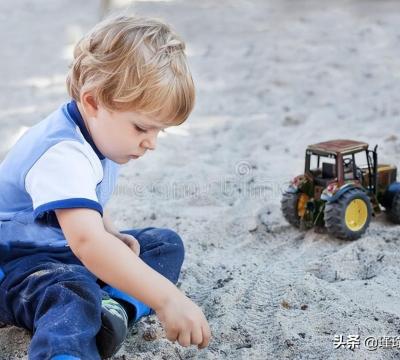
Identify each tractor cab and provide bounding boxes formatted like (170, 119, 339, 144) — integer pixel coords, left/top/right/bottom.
(305, 140, 378, 194)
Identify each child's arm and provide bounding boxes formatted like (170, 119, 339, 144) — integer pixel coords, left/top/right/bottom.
(102, 208, 120, 236)
(56, 208, 211, 348)
(103, 208, 140, 255)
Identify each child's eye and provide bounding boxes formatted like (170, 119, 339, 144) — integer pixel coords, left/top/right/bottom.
(134, 125, 147, 133)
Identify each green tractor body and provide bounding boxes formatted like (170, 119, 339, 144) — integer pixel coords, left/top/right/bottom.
(282, 139, 400, 240)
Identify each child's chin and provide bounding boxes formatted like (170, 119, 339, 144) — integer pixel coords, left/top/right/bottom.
(112, 156, 130, 164)
(111, 155, 139, 164)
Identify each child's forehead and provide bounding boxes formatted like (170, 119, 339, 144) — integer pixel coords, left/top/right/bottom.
(118, 109, 169, 129)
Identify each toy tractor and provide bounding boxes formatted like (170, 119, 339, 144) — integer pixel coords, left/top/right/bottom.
(281, 139, 400, 240)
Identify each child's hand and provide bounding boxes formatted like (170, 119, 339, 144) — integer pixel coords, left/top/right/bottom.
(116, 233, 140, 255)
(156, 293, 211, 349)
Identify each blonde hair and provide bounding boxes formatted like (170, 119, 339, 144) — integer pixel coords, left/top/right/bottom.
(66, 15, 195, 125)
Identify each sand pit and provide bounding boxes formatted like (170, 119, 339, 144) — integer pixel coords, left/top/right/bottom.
(1, 1, 400, 359)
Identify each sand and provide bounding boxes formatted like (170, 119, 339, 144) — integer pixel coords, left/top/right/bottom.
(1, 0, 400, 359)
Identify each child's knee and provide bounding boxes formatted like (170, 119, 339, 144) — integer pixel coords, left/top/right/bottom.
(39, 265, 99, 301)
(160, 228, 185, 260)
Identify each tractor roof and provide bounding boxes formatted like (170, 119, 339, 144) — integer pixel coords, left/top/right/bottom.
(307, 139, 369, 155)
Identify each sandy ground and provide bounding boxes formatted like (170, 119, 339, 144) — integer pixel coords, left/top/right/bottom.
(1, 0, 400, 359)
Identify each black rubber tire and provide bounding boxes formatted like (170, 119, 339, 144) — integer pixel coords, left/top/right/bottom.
(387, 192, 400, 224)
(324, 188, 372, 240)
(281, 190, 302, 228)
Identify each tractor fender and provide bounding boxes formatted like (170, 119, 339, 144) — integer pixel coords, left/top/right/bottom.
(283, 175, 303, 194)
(321, 183, 361, 203)
(287, 174, 313, 195)
(285, 185, 299, 194)
(381, 182, 400, 209)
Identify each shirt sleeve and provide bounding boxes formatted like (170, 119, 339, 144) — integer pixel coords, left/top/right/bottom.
(25, 140, 103, 226)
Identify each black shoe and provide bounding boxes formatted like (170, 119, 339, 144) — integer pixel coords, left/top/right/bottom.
(96, 295, 128, 358)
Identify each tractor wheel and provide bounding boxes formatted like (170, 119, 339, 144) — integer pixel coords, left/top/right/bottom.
(281, 190, 309, 228)
(387, 192, 400, 224)
(324, 188, 372, 240)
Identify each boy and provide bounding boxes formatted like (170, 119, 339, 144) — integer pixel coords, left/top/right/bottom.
(0, 15, 211, 359)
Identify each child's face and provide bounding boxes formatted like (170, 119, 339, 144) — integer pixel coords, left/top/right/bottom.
(80, 96, 167, 164)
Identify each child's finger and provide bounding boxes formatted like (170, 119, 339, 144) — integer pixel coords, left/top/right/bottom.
(120, 234, 140, 255)
(165, 327, 179, 343)
(190, 325, 203, 346)
(198, 322, 211, 349)
(131, 239, 140, 255)
(177, 330, 191, 347)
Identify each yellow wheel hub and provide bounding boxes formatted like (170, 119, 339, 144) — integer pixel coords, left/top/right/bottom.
(345, 199, 368, 231)
(297, 193, 309, 218)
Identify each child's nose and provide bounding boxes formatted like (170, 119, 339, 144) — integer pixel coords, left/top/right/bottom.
(141, 136, 156, 150)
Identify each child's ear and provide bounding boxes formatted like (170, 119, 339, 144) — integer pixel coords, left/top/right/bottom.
(80, 92, 98, 118)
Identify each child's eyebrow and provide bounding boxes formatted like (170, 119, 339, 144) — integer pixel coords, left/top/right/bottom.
(133, 115, 167, 131)
(139, 123, 167, 131)
(148, 125, 163, 130)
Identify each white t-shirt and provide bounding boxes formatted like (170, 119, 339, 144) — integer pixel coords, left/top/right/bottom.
(0, 101, 119, 256)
